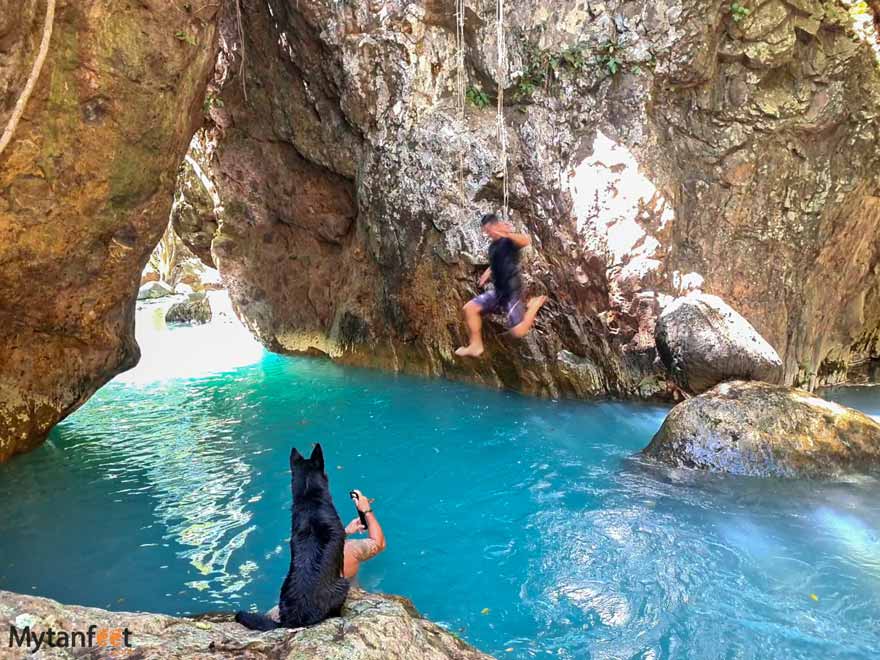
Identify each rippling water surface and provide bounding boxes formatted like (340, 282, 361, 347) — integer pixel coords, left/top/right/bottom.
(1, 299, 879, 659)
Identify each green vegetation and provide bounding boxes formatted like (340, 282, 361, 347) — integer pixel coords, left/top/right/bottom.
(596, 42, 622, 76)
(466, 85, 491, 109)
(513, 41, 590, 101)
(730, 2, 750, 23)
(175, 30, 198, 46)
(511, 37, 633, 102)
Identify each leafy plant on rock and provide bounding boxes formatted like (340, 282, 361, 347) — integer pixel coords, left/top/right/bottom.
(512, 38, 589, 101)
(596, 42, 622, 76)
(730, 2, 750, 23)
(466, 85, 491, 109)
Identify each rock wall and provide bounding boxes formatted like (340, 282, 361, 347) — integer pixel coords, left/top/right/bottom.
(187, 0, 880, 397)
(0, 0, 219, 461)
(655, 0, 880, 390)
(0, 588, 493, 659)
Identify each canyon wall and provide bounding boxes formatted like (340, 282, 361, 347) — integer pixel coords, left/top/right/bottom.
(0, 0, 219, 460)
(182, 0, 880, 396)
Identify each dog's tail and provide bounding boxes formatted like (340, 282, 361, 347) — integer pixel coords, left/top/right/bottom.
(234, 611, 280, 631)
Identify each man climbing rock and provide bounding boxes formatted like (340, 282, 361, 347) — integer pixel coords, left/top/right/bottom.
(455, 213, 547, 358)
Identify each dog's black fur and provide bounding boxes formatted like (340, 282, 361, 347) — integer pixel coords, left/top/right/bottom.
(235, 444, 350, 630)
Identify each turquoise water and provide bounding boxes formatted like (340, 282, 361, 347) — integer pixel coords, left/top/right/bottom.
(1, 304, 879, 659)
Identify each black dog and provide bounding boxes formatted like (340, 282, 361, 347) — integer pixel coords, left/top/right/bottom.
(235, 444, 350, 630)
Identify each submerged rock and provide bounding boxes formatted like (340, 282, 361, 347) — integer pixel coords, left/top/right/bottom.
(138, 281, 175, 301)
(0, 588, 492, 659)
(655, 294, 783, 394)
(165, 295, 212, 325)
(644, 381, 880, 478)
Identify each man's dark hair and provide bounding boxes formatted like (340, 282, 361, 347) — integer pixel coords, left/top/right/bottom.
(480, 212, 499, 226)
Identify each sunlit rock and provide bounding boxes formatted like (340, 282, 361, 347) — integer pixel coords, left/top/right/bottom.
(0, 588, 492, 659)
(137, 281, 174, 301)
(644, 381, 880, 478)
(655, 293, 783, 394)
(165, 295, 212, 326)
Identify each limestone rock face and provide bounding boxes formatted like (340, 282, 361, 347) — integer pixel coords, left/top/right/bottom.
(0, 1, 219, 461)
(0, 588, 493, 660)
(644, 381, 880, 478)
(193, 0, 880, 399)
(655, 293, 784, 394)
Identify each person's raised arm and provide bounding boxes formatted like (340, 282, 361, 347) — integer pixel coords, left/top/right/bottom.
(498, 222, 531, 248)
(354, 489, 386, 552)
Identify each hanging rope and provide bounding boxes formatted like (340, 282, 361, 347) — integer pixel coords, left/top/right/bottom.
(0, 0, 56, 159)
(495, 0, 509, 222)
(456, 0, 466, 205)
(234, 0, 248, 103)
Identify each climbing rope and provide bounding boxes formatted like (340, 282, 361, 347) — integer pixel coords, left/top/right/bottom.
(495, 0, 509, 222)
(456, 0, 466, 205)
(0, 0, 56, 159)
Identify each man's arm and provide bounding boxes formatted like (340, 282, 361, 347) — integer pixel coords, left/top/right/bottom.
(363, 511, 386, 551)
(478, 266, 492, 287)
(348, 490, 386, 558)
(498, 223, 531, 248)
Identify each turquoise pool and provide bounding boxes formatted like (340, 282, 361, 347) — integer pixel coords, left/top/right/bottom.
(0, 301, 878, 659)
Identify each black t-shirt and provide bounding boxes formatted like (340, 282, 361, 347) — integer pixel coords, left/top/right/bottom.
(489, 237, 522, 303)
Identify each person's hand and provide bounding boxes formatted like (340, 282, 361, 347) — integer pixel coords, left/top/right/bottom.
(479, 271, 491, 287)
(351, 489, 374, 512)
(495, 221, 514, 237)
(345, 518, 366, 535)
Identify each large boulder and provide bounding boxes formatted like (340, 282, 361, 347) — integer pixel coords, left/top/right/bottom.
(655, 294, 783, 394)
(0, 588, 492, 660)
(0, 0, 220, 462)
(644, 381, 880, 478)
(165, 295, 212, 325)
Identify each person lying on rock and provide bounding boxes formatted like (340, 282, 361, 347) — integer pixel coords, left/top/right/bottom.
(343, 489, 386, 579)
(455, 212, 548, 358)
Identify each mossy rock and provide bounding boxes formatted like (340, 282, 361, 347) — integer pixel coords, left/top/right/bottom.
(644, 380, 880, 478)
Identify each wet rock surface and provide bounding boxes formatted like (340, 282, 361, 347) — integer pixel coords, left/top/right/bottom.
(655, 294, 784, 394)
(644, 380, 880, 478)
(0, 588, 493, 660)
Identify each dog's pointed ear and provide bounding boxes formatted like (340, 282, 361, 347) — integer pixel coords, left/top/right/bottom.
(290, 447, 304, 466)
(310, 443, 325, 470)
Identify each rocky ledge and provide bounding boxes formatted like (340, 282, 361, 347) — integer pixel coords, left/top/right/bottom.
(0, 589, 492, 660)
(643, 381, 880, 478)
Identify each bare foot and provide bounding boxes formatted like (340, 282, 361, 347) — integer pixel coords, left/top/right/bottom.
(527, 295, 548, 313)
(455, 344, 484, 358)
